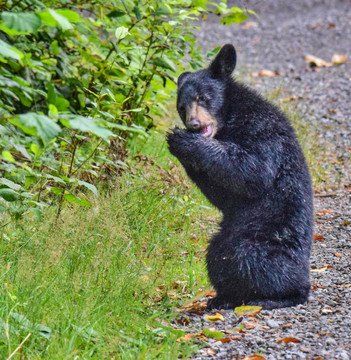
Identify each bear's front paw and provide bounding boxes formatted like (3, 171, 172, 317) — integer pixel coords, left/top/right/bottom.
(166, 127, 198, 158)
(167, 127, 195, 141)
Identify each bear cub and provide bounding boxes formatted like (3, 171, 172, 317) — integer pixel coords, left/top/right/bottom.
(167, 44, 313, 310)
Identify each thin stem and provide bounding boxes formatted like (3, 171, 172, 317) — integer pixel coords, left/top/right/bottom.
(7, 333, 31, 360)
(68, 139, 78, 178)
(72, 140, 103, 175)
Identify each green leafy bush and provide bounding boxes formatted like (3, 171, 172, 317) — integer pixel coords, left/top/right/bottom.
(0, 0, 252, 219)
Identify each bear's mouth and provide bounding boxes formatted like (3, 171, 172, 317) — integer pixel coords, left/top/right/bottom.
(200, 124, 214, 138)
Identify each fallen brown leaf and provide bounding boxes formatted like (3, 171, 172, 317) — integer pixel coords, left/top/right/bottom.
(314, 234, 325, 241)
(252, 70, 280, 77)
(335, 283, 351, 288)
(317, 209, 335, 214)
(311, 266, 329, 273)
(242, 321, 258, 329)
(242, 21, 259, 29)
(281, 95, 299, 103)
(230, 335, 242, 340)
(304, 54, 332, 67)
(332, 54, 347, 65)
(172, 280, 186, 289)
(219, 337, 232, 343)
(180, 301, 207, 315)
(200, 347, 217, 355)
(328, 108, 339, 114)
(177, 333, 195, 342)
(277, 337, 301, 344)
(224, 329, 240, 334)
(167, 290, 180, 300)
(312, 283, 326, 290)
(243, 355, 267, 360)
(176, 317, 190, 325)
(205, 291, 216, 297)
(334, 253, 342, 257)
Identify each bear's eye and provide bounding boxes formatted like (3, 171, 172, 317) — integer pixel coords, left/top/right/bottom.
(198, 95, 209, 103)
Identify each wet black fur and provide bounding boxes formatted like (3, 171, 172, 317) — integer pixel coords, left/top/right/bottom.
(167, 44, 313, 310)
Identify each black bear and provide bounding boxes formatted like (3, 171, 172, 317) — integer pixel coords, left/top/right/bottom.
(167, 44, 313, 310)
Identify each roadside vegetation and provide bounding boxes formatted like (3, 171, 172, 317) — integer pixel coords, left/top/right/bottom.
(1, 132, 219, 358)
(0, 1, 251, 358)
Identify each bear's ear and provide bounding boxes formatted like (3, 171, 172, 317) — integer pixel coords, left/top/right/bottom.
(177, 72, 191, 88)
(209, 44, 236, 78)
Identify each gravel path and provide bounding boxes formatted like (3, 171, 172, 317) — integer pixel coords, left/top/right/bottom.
(174, 1, 351, 359)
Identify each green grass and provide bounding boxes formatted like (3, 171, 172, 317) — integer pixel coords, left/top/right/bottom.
(0, 132, 218, 359)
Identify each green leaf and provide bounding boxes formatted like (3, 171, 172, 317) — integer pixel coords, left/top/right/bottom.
(2, 151, 16, 163)
(10, 312, 52, 340)
(48, 9, 72, 30)
(202, 328, 224, 340)
(0, 188, 19, 202)
(55, 9, 81, 23)
(51, 40, 60, 55)
(115, 26, 129, 41)
(25, 176, 37, 188)
(13, 143, 31, 160)
(37, 11, 58, 27)
(49, 104, 58, 117)
(30, 143, 40, 155)
(220, 12, 249, 25)
(50, 187, 64, 195)
(1, 12, 41, 34)
(104, 122, 147, 136)
(60, 116, 113, 141)
(150, 56, 176, 72)
(133, 6, 142, 20)
(64, 194, 91, 207)
(47, 83, 69, 111)
(0, 178, 22, 191)
(0, 39, 23, 61)
(107, 10, 126, 18)
(9, 113, 61, 144)
(46, 175, 66, 184)
(77, 180, 98, 197)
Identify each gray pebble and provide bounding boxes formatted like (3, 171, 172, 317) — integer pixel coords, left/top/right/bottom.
(325, 337, 338, 346)
(337, 350, 350, 360)
(267, 319, 280, 328)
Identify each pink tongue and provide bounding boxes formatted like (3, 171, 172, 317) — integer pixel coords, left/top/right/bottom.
(201, 125, 211, 136)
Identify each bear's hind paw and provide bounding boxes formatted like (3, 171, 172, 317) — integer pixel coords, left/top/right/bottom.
(206, 296, 238, 311)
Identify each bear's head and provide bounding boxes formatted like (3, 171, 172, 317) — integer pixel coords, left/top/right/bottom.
(176, 44, 236, 138)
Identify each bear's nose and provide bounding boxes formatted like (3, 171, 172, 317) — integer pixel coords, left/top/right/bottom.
(188, 118, 201, 131)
